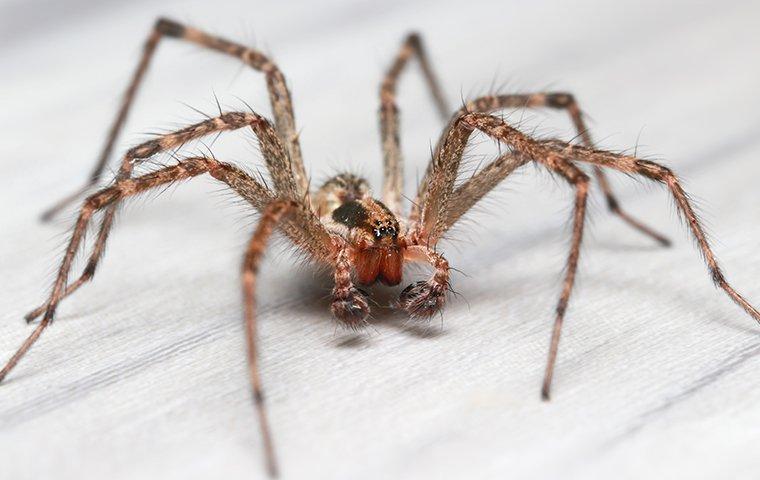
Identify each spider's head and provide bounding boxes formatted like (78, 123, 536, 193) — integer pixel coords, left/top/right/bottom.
(330, 198, 405, 286)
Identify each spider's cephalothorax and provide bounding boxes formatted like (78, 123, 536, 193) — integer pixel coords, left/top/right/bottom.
(3, 18, 759, 479)
(317, 173, 405, 286)
(311, 172, 442, 327)
(330, 196, 404, 286)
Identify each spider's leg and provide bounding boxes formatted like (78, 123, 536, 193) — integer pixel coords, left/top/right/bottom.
(5, 165, 317, 477)
(242, 199, 312, 478)
(380, 33, 448, 216)
(8, 155, 330, 380)
(541, 93, 670, 245)
(416, 111, 759, 400)
(413, 112, 474, 244)
(24, 210, 115, 322)
(412, 93, 670, 246)
(441, 151, 530, 229)
(3, 158, 223, 382)
(41, 17, 307, 221)
(27, 111, 293, 322)
(542, 138, 760, 324)
(28, 111, 334, 323)
(535, 158, 590, 401)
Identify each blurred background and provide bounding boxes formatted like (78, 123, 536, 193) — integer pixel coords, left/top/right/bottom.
(1, 1, 759, 479)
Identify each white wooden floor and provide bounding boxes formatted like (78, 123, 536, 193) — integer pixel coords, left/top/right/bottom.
(1, 1, 759, 479)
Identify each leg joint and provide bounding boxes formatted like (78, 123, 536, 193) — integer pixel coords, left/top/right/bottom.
(636, 159, 673, 181)
(556, 300, 568, 318)
(82, 261, 98, 280)
(545, 92, 577, 109)
(155, 18, 185, 38)
(710, 266, 725, 285)
(605, 194, 620, 211)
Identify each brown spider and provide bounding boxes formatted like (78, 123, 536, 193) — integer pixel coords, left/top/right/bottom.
(2, 18, 759, 478)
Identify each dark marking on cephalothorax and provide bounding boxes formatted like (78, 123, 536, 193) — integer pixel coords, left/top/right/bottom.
(332, 201, 369, 229)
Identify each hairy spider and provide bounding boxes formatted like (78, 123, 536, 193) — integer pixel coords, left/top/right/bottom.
(2, 18, 759, 478)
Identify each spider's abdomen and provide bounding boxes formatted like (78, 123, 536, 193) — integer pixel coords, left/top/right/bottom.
(313, 173, 370, 217)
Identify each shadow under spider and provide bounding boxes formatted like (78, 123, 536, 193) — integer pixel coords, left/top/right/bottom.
(287, 267, 449, 348)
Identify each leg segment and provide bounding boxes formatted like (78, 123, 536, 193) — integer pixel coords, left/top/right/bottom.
(532, 93, 669, 245)
(542, 139, 760, 324)
(380, 33, 449, 215)
(535, 158, 590, 401)
(2, 158, 221, 382)
(24, 211, 116, 322)
(242, 200, 305, 478)
(442, 151, 530, 229)
(41, 17, 307, 220)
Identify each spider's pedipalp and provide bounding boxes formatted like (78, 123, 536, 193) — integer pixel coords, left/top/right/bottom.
(331, 244, 371, 328)
(398, 246, 450, 318)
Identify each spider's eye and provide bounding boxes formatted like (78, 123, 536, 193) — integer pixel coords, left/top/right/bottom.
(372, 225, 397, 240)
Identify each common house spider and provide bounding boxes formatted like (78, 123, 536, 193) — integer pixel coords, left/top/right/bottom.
(2, 18, 758, 477)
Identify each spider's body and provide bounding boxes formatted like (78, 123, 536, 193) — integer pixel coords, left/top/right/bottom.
(2, 18, 759, 478)
(329, 196, 404, 285)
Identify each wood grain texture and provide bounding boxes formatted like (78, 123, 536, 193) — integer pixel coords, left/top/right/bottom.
(1, 0, 759, 479)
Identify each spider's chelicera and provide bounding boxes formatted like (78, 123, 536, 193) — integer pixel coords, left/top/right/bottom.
(2, 18, 758, 478)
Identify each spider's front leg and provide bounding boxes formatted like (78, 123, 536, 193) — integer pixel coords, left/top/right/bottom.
(41, 17, 308, 221)
(25, 111, 310, 323)
(1, 157, 233, 382)
(397, 245, 450, 318)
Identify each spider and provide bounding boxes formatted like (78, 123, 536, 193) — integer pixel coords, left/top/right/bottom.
(2, 18, 759, 478)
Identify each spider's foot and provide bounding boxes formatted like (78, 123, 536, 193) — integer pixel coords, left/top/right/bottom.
(331, 287, 370, 330)
(398, 280, 446, 318)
